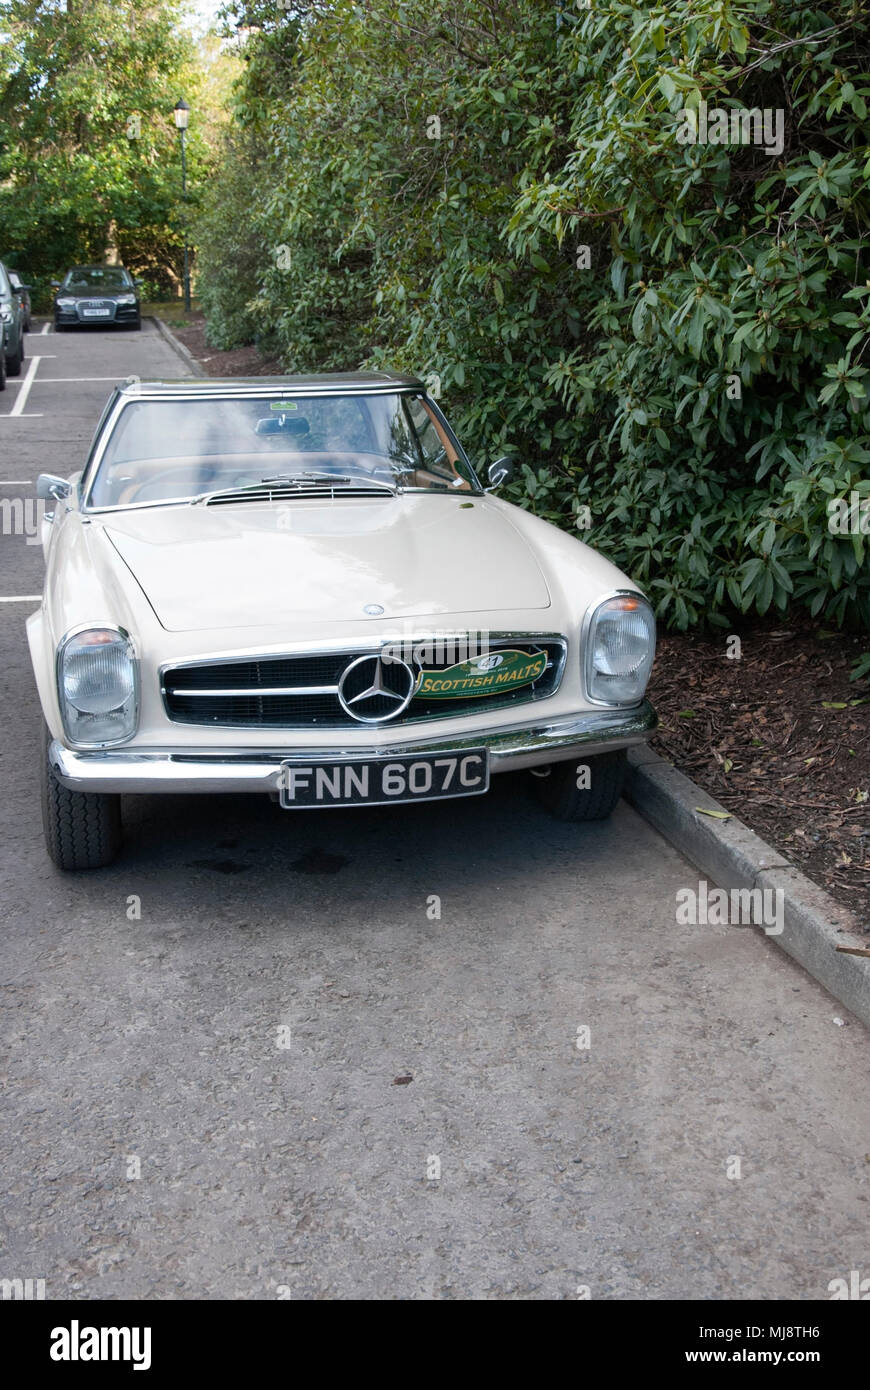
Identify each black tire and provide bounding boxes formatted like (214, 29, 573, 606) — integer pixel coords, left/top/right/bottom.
(533, 749, 627, 822)
(6, 338, 22, 375)
(41, 725, 123, 870)
(130, 319, 142, 331)
(54, 321, 66, 333)
(0, 345, 6, 390)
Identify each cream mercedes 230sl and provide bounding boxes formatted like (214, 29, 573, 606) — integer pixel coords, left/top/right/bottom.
(29, 373, 656, 869)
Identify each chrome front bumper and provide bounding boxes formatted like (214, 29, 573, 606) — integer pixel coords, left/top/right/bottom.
(49, 701, 656, 794)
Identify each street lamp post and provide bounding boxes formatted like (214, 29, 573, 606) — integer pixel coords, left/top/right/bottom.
(173, 99, 191, 312)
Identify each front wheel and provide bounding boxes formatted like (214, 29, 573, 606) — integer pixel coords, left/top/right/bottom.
(6, 339, 22, 375)
(532, 749, 627, 822)
(41, 725, 123, 869)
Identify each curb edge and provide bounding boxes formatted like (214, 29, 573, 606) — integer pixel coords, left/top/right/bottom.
(625, 746, 870, 1028)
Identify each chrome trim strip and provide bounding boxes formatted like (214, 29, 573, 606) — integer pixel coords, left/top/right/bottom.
(167, 685, 340, 698)
(47, 700, 656, 793)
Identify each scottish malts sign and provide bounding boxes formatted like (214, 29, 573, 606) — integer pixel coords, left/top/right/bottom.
(417, 649, 547, 699)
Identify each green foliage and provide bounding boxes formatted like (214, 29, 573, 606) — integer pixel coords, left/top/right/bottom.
(198, 0, 870, 632)
(0, 0, 206, 298)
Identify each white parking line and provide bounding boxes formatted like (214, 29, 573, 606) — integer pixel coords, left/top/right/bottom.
(0, 481, 32, 485)
(0, 596, 41, 602)
(7, 355, 42, 417)
(40, 322, 51, 335)
(37, 377, 131, 383)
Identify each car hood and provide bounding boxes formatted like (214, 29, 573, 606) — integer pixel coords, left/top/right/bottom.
(101, 494, 551, 631)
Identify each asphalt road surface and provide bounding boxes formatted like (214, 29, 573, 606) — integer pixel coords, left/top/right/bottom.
(0, 321, 866, 1300)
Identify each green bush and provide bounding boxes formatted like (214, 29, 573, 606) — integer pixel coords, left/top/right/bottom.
(200, 0, 870, 631)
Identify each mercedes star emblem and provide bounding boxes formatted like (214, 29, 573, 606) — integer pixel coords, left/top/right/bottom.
(337, 653, 417, 723)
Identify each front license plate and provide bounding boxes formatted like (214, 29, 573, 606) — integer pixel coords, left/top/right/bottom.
(82, 308, 111, 317)
(278, 750, 489, 809)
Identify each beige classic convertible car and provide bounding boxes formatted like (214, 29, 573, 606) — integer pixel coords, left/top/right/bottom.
(29, 373, 656, 868)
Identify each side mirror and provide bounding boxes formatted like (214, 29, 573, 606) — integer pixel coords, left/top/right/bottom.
(37, 474, 72, 502)
(50, 280, 61, 291)
(486, 456, 516, 491)
(134, 278, 144, 288)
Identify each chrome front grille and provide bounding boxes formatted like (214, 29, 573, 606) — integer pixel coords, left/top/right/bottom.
(162, 636, 567, 729)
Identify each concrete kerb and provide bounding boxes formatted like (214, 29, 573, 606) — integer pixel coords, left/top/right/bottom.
(150, 316, 201, 374)
(626, 746, 870, 1028)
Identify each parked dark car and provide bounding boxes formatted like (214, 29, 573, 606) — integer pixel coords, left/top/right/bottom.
(0, 259, 27, 383)
(8, 270, 32, 332)
(53, 265, 141, 331)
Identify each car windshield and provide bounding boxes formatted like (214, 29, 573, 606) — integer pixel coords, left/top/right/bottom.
(86, 391, 480, 508)
(63, 267, 132, 291)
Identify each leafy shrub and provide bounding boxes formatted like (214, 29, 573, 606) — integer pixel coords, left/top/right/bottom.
(200, 0, 870, 632)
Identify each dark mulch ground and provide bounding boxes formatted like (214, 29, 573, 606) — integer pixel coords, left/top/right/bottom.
(160, 312, 283, 377)
(158, 315, 870, 924)
(649, 623, 870, 926)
